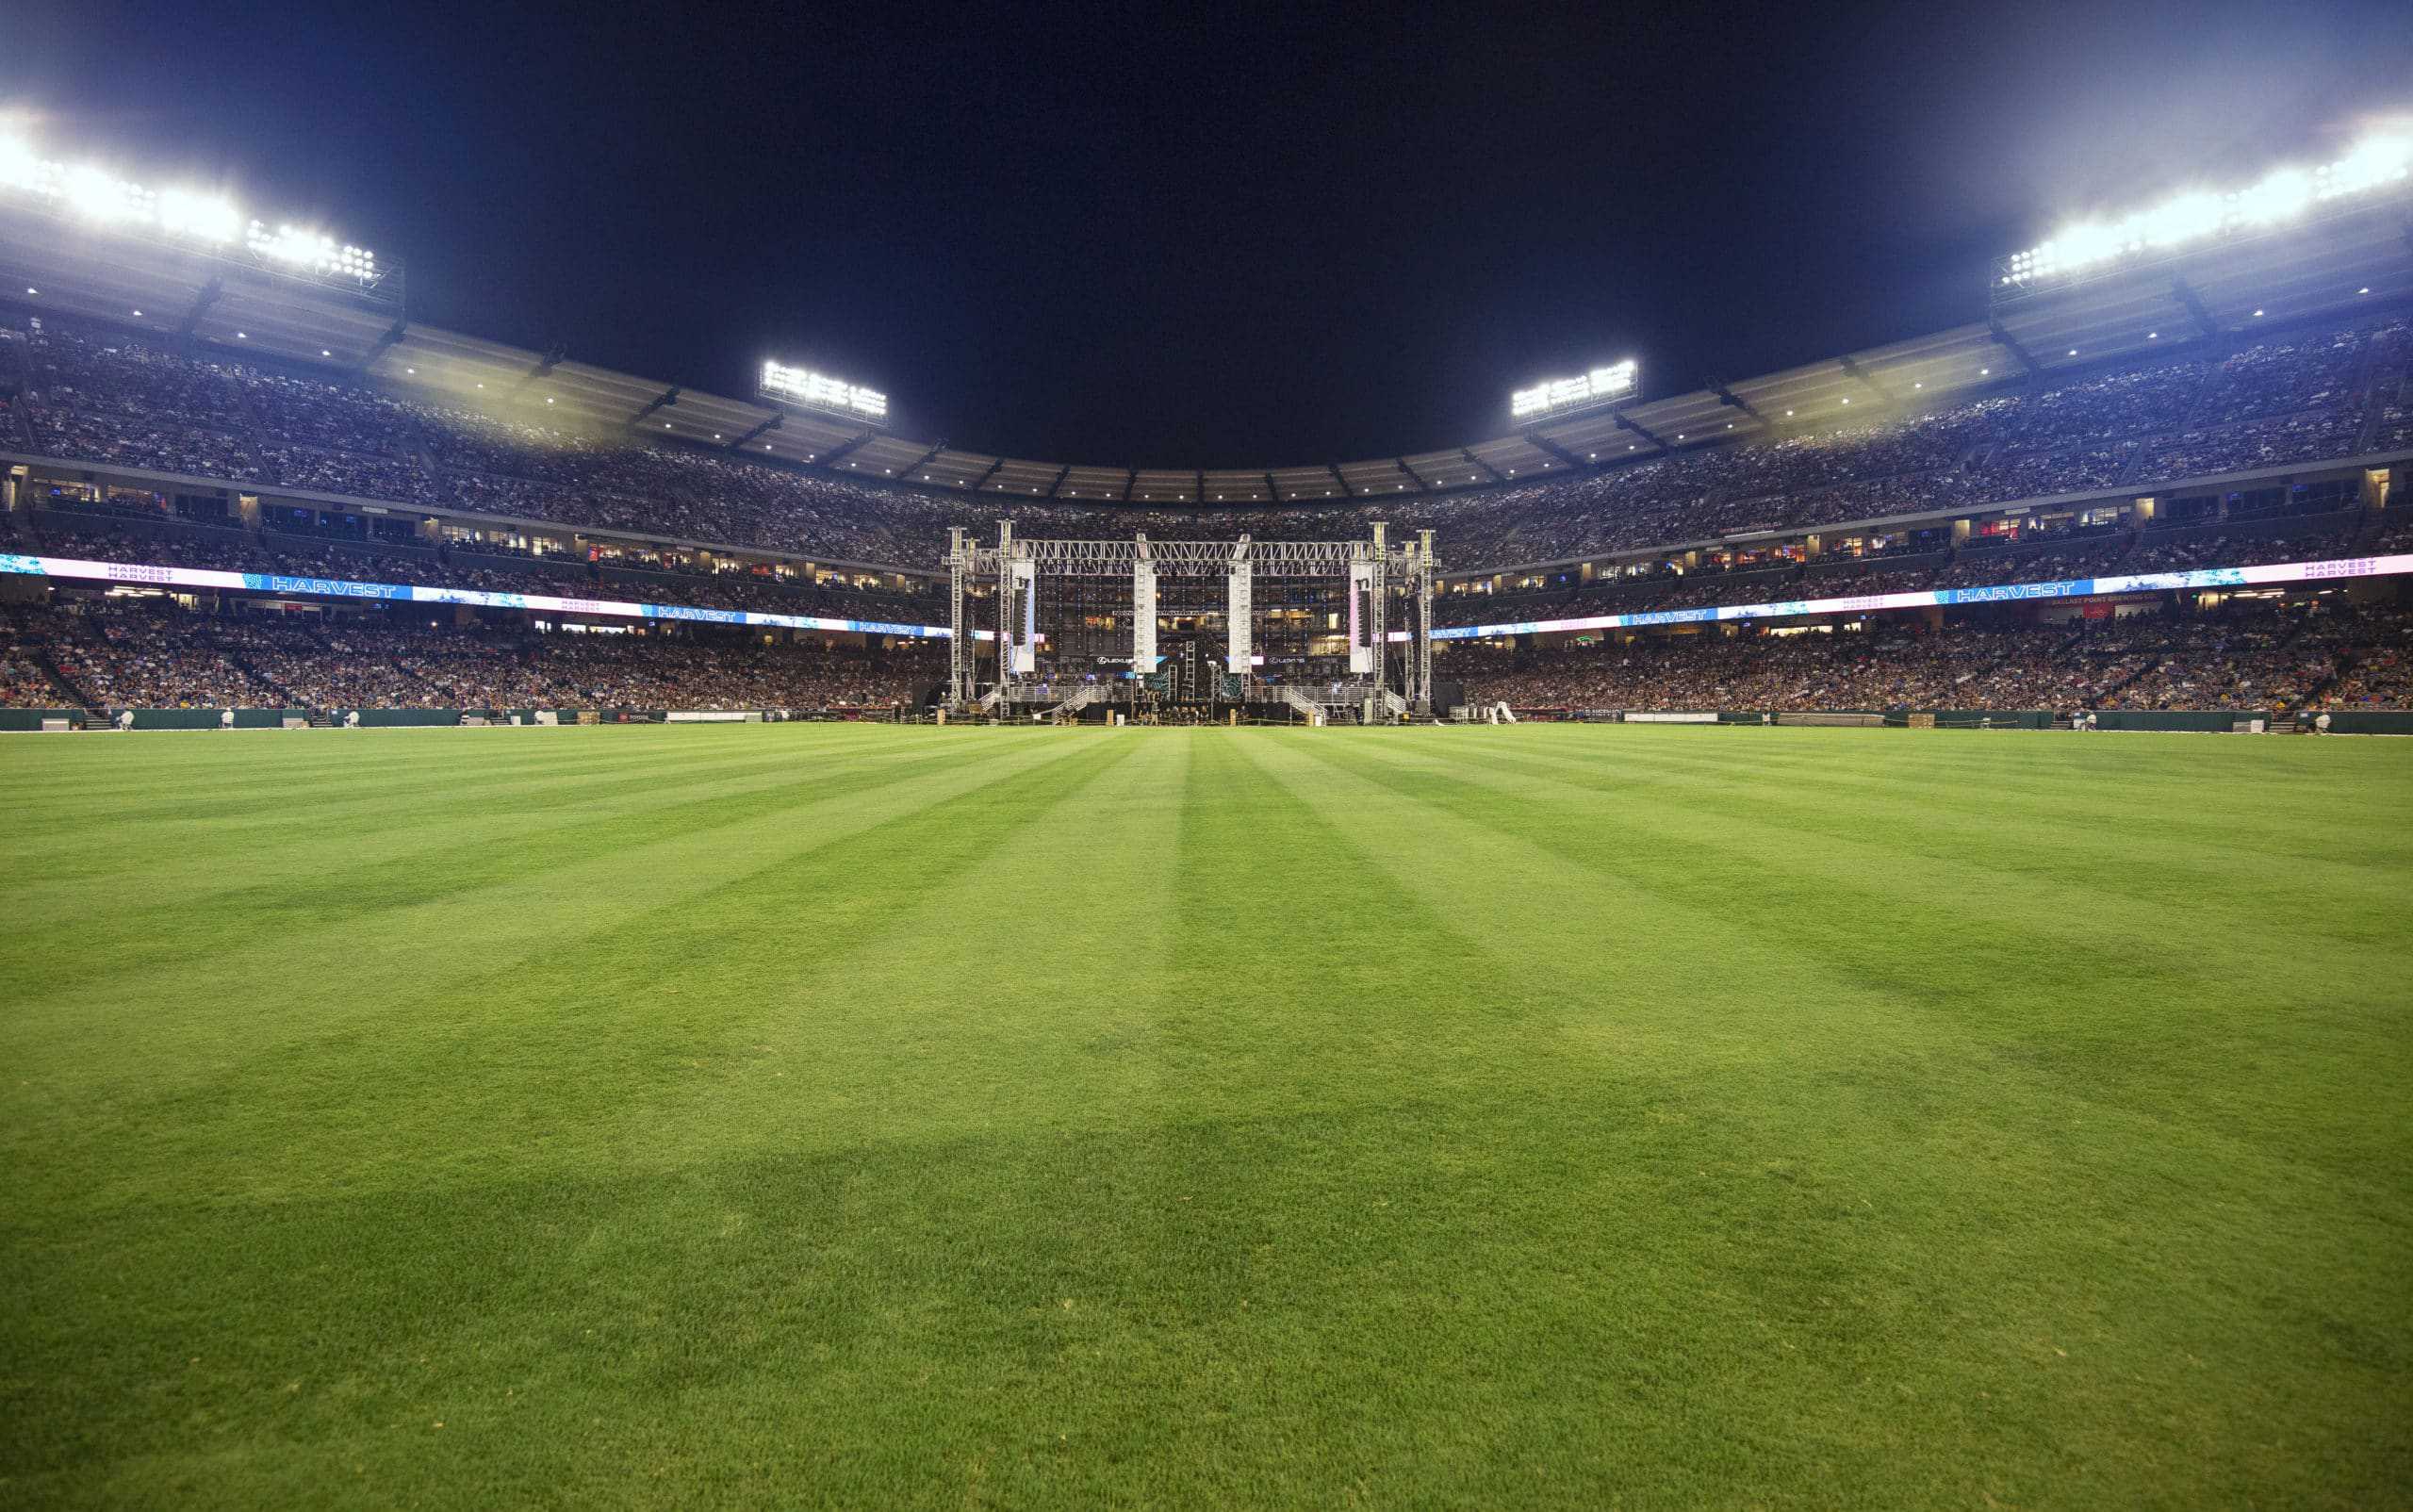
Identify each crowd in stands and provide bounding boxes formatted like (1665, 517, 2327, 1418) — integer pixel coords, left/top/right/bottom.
(2328, 625, 2413, 709)
(15, 501, 944, 625)
(1450, 598, 2411, 715)
(0, 598, 944, 714)
(2371, 375, 2413, 455)
(1433, 505, 2398, 629)
(30, 600, 277, 709)
(8, 580, 2404, 717)
(6, 308, 2409, 578)
(381, 628, 936, 712)
(0, 615, 67, 703)
(8, 299, 2413, 723)
(26, 478, 2401, 646)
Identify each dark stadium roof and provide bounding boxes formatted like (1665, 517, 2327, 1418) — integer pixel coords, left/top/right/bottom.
(5, 192, 2409, 502)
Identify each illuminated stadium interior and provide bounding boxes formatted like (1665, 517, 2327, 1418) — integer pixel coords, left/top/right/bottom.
(8, 13, 2413, 1505)
(1, 126, 2410, 722)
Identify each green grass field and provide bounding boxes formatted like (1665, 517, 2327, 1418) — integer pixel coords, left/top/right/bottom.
(3, 723, 2409, 1508)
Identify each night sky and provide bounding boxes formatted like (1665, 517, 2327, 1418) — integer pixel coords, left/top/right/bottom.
(11, 0, 2412, 467)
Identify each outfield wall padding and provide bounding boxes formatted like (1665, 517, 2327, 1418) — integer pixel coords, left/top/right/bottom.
(1925, 710, 2055, 729)
(351, 708, 608, 727)
(16, 703, 2407, 734)
(0, 708, 80, 730)
(0, 707, 308, 730)
(2092, 710, 2265, 732)
(2323, 711, 2413, 735)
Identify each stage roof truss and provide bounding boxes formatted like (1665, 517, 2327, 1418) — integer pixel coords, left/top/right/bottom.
(964, 536, 1420, 577)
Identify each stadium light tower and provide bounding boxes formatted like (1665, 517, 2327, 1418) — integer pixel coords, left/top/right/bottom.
(1510, 357, 1640, 424)
(0, 130, 395, 304)
(757, 358, 888, 423)
(1994, 132, 2411, 297)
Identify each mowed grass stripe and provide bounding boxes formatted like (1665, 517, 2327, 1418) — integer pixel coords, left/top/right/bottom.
(0, 731, 1102, 1126)
(1067, 730, 1824, 1501)
(1433, 725, 2408, 879)
(635, 730, 1820, 1504)
(0, 725, 2405, 1509)
(1327, 729, 2401, 1021)
(0, 726, 1026, 1008)
(1312, 732, 2413, 1195)
(1253, 729, 2412, 1505)
(1311, 731, 2413, 1208)
(596, 726, 1191, 1164)
(1098, 732, 2041, 1502)
(0, 733, 1212, 1504)
(1444, 726, 2408, 882)
(0, 725, 929, 864)
(0, 731, 1035, 986)
(7, 731, 1153, 1220)
(0, 728, 950, 882)
(1151, 730, 1543, 1107)
(1258, 727, 2405, 1208)
(1309, 730, 2413, 1175)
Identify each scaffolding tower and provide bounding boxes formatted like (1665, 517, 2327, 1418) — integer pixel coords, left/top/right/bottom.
(943, 524, 1440, 719)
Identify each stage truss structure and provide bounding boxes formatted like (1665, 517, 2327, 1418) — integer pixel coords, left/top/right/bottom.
(944, 524, 1439, 720)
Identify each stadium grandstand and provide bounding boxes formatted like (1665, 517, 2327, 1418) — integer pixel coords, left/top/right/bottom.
(5, 127, 2412, 729)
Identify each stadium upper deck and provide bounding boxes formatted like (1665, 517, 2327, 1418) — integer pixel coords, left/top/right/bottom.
(5, 301, 2409, 581)
(3, 146, 2412, 594)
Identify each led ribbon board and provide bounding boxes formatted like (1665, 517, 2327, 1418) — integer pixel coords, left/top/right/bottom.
(759, 359, 888, 421)
(6, 551, 2402, 646)
(0, 553, 987, 639)
(1407, 553, 2413, 639)
(1511, 359, 1638, 421)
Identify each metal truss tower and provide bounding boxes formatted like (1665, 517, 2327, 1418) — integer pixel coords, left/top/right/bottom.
(1368, 522, 1388, 705)
(946, 526, 976, 710)
(1408, 528, 1437, 717)
(943, 523, 1437, 719)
